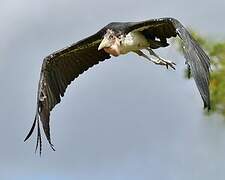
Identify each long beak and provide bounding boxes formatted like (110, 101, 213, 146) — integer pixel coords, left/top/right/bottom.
(98, 37, 111, 50)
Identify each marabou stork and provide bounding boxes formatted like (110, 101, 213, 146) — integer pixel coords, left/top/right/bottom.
(24, 17, 211, 154)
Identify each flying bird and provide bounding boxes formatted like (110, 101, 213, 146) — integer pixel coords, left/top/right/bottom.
(24, 17, 211, 154)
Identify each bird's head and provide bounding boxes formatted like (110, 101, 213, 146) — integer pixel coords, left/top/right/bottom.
(98, 29, 118, 51)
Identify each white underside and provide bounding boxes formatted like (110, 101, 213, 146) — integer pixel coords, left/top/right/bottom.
(119, 32, 150, 54)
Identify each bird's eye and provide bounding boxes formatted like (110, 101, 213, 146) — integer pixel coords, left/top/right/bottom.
(109, 35, 114, 39)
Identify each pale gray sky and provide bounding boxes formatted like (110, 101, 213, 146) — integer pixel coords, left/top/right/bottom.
(1, 0, 225, 179)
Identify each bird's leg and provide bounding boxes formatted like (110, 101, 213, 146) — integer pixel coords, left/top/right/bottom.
(133, 50, 155, 62)
(134, 50, 176, 70)
(146, 48, 176, 70)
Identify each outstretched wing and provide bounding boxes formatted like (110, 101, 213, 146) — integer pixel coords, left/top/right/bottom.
(127, 18, 210, 109)
(24, 31, 111, 154)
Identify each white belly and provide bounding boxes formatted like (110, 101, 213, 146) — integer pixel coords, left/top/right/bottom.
(119, 32, 149, 54)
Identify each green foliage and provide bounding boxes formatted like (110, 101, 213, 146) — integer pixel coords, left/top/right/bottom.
(184, 31, 225, 116)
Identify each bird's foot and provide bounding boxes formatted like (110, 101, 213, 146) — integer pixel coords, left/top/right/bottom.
(146, 48, 176, 69)
(153, 58, 176, 70)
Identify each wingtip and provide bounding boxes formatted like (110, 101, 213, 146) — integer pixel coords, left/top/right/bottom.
(24, 117, 37, 142)
(203, 101, 211, 111)
(24, 135, 30, 142)
(24, 136, 30, 142)
(50, 143, 56, 151)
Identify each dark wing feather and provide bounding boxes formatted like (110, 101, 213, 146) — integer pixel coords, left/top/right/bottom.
(24, 32, 111, 154)
(126, 18, 210, 109)
(171, 18, 210, 109)
(126, 18, 177, 48)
